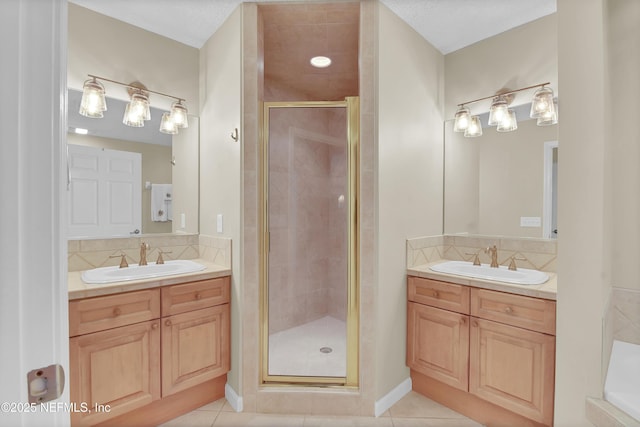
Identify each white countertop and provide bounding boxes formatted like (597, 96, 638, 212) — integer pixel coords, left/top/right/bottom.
(408, 260, 557, 301)
(68, 258, 231, 300)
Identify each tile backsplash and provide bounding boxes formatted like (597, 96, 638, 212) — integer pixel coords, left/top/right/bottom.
(407, 234, 557, 272)
(67, 234, 231, 271)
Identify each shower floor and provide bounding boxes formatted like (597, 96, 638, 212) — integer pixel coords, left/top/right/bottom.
(268, 315, 346, 378)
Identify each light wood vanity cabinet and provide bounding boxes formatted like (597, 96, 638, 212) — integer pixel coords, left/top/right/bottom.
(407, 277, 470, 391)
(408, 276, 556, 427)
(69, 276, 230, 427)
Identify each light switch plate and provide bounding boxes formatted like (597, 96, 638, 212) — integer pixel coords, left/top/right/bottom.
(217, 214, 223, 233)
(520, 216, 542, 227)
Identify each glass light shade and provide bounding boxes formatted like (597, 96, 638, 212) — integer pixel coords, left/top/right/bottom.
(488, 99, 508, 126)
(79, 79, 107, 118)
(453, 106, 471, 132)
(159, 112, 178, 134)
(169, 101, 188, 128)
(537, 100, 558, 126)
(123, 93, 149, 127)
(464, 115, 483, 137)
(497, 109, 518, 132)
(530, 87, 555, 118)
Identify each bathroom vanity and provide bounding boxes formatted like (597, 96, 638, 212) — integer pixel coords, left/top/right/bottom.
(68, 263, 230, 427)
(407, 263, 557, 427)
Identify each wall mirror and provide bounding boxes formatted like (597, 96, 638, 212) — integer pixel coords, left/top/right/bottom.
(444, 102, 558, 239)
(67, 89, 199, 239)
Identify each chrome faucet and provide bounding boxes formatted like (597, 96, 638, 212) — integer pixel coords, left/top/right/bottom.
(139, 242, 150, 266)
(485, 245, 499, 268)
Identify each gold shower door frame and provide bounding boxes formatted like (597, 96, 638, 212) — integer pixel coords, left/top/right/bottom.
(259, 97, 360, 387)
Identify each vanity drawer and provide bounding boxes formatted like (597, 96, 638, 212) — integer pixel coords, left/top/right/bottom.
(161, 276, 230, 316)
(471, 288, 556, 335)
(69, 289, 160, 337)
(408, 276, 470, 314)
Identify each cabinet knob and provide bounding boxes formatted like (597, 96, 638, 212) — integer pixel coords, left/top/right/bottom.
(165, 319, 172, 327)
(113, 307, 121, 317)
(432, 291, 439, 298)
(472, 320, 478, 328)
(460, 317, 466, 325)
(151, 323, 158, 330)
(504, 306, 513, 314)
(195, 293, 201, 300)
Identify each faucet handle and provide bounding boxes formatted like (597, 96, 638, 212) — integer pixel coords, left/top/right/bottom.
(507, 256, 527, 271)
(465, 251, 481, 266)
(109, 253, 129, 269)
(156, 250, 172, 265)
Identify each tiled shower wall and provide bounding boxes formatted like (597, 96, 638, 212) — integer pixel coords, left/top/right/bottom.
(407, 234, 557, 272)
(67, 234, 231, 271)
(268, 107, 347, 334)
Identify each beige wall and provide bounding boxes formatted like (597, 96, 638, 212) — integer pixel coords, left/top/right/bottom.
(67, 133, 172, 234)
(555, 0, 612, 425)
(199, 5, 243, 394)
(444, 14, 558, 118)
(376, 3, 445, 400)
(171, 116, 200, 234)
(445, 118, 558, 238)
(609, 0, 640, 292)
(68, 4, 199, 113)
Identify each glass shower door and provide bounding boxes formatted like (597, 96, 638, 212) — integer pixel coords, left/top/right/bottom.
(261, 99, 358, 385)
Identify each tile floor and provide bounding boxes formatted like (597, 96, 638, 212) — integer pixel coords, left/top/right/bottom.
(268, 316, 346, 377)
(159, 391, 484, 427)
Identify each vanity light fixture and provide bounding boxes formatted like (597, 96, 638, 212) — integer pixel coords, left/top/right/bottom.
(530, 86, 556, 119)
(497, 109, 518, 132)
(454, 82, 556, 137)
(487, 97, 509, 126)
(464, 115, 483, 137)
(78, 74, 188, 134)
(453, 106, 471, 132)
(79, 77, 107, 118)
(537, 100, 558, 126)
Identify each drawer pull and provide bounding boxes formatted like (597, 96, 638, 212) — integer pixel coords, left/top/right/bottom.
(165, 319, 172, 327)
(113, 307, 122, 317)
(151, 323, 158, 330)
(432, 291, 439, 298)
(504, 306, 513, 314)
(472, 320, 478, 327)
(194, 293, 201, 300)
(460, 317, 466, 325)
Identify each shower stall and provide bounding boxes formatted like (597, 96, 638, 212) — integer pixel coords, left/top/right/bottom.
(260, 98, 359, 386)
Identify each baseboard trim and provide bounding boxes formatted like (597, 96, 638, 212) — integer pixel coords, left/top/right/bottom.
(374, 377, 412, 417)
(225, 382, 243, 412)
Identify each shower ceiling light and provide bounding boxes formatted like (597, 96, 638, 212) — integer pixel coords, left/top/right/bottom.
(78, 74, 188, 134)
(310, 56, 332, 68)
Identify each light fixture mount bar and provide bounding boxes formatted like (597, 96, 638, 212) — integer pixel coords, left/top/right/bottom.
(87, 74, 185, 103)
(457, 82, 551, 108)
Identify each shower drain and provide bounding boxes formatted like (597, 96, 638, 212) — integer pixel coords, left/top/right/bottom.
(319, 347, 333, 354)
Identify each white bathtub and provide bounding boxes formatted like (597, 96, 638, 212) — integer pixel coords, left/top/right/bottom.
(605, 340, 640, 422)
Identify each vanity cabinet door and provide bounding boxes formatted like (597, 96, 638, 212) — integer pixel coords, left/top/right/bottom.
(69, 320, 161, 426)
(469, 317, 555, 426)
(407, 302, 469, 391)
(161, 304, 230, 396)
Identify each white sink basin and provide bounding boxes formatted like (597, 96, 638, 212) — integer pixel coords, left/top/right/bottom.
(429, 261, 549, 285)
(82, 260, 206, 284)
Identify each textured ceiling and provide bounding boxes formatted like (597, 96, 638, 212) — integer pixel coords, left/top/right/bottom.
(68, 0, 556, 54)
